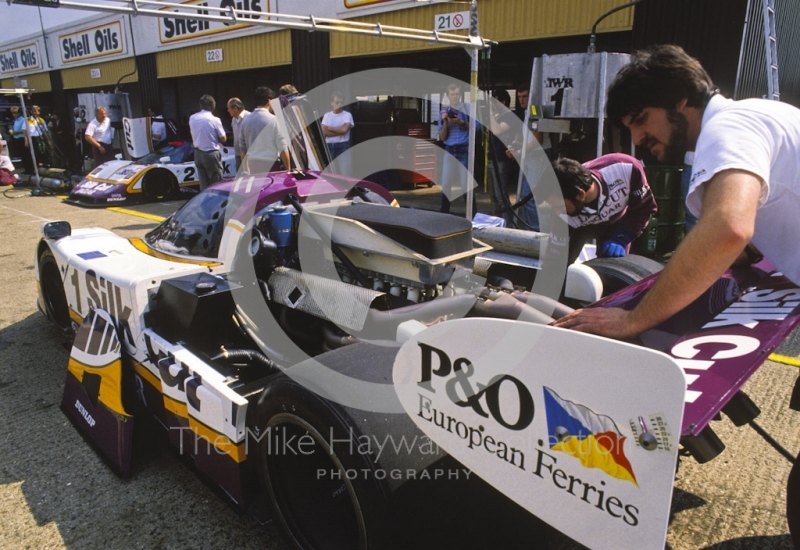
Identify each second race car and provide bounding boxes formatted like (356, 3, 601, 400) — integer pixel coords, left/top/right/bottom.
(66, 135, 236, 206)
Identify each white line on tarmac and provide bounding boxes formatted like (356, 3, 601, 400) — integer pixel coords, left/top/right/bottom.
(0, 204, 53, 222)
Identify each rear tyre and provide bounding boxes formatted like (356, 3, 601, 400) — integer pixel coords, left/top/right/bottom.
(584, 254, 664, 296)
(253, 377, 391, 550)
(788, 452, 800, 547)
(142, 168, 178, 201)
(39, 247, 72, 333)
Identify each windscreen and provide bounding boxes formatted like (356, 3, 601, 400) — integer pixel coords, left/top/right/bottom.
(135, 142, 193, 165)
(144, 188, 235, 258)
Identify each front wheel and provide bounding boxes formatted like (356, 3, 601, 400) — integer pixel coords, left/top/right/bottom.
(142, 168, 178, 201)
(253, 378, 391, 550)
(39, 247, 72, 333)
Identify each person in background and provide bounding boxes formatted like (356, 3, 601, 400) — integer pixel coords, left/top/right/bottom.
(438, 83, 477, 216)
(239, 86, 289, 175)
(513, 83, 529, 122)
(0, 137, 19, 185)
(551, 155, 657, 263)
(26, 105, 48, 167)
(147, 105, 167, 150)
(188, 95, 226, 190)
(279, 84, 298, 97)
(84, 107, 116, 169)
(487, 89, 517, 221)
(321, 91, 354, 175)
(9, 106, 31, 173)
(48, 112, 70, 168)
(226, 97, 250, 172)
(506, 83, 544, 230)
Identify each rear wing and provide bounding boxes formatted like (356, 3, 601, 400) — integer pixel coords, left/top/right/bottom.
(594, 259, 800, 460)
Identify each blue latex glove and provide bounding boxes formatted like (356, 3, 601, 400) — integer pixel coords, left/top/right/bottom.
(598, 241, 627, 258)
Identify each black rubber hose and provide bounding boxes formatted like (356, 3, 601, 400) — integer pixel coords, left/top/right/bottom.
(211, 348, 277, 372)
(323, 323, 362, 349)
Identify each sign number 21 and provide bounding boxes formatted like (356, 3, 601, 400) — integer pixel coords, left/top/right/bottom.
(435, 11, 469, 32)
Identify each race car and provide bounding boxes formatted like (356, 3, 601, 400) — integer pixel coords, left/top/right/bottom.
(65, 136, 236, 206)
(34, 96, 800, 550)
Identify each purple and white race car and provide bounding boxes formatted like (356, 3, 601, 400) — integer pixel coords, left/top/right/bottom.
(33, 94, 800, 549)
(66, 139, 237, 207)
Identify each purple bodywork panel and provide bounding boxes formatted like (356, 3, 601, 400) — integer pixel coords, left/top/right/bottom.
(214, 170, 395, 224)
(593, 259, 800, 437)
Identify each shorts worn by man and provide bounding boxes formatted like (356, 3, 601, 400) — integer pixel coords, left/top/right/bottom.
(239, 86, 289, 175)
(189, 94, 227, 191)
(85, 107, 116, 168)
(553, 154, 657, 264)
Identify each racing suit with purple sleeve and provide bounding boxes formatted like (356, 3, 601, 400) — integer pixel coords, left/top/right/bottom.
(565, 153, 657, 264)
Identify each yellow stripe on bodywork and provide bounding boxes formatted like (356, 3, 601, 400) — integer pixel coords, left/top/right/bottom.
(69, 307, 82, 324)
(189, 417, 246, 463)
(67, 357, 130, 418)
(163, 393, 189, 419)
(128, 238, 222, 267)
(134, 363, 162, 392)
(124, 166, 152, 194)
(137, 371, 245, 463)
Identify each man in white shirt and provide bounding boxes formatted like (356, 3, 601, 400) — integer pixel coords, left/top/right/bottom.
(548, 46, 800, 541)
(189, 94, 227, 190)
(226, 97, 250, 172)
(84, 107, 115, 168)
(239, 87, 289, 175)
(321, 92, 355, 175)
(553, 45, 800, 338)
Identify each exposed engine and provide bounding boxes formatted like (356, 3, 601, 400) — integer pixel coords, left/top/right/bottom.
(150, 199, 576, 375)
(249, 200, 491, 304)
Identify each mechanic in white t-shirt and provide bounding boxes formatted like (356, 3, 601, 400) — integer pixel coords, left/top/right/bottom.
(85, 107, 116, 168)
(321, 92, 354, 175)
(553, 44, 800, 339)
(549, 46, 800, 541)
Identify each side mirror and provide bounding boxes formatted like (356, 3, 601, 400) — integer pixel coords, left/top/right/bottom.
(41, 221, 72, 240)
(115, 153, 123, 160)
(160, 156, 171, 164)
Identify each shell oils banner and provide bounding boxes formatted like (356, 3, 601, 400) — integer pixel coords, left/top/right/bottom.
(0, 42, 41, 75)
(59, 21, 125, 64)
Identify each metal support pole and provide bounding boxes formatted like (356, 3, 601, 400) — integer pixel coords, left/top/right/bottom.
(466, 0, 478, 220)
(18, 93, 42, 189)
